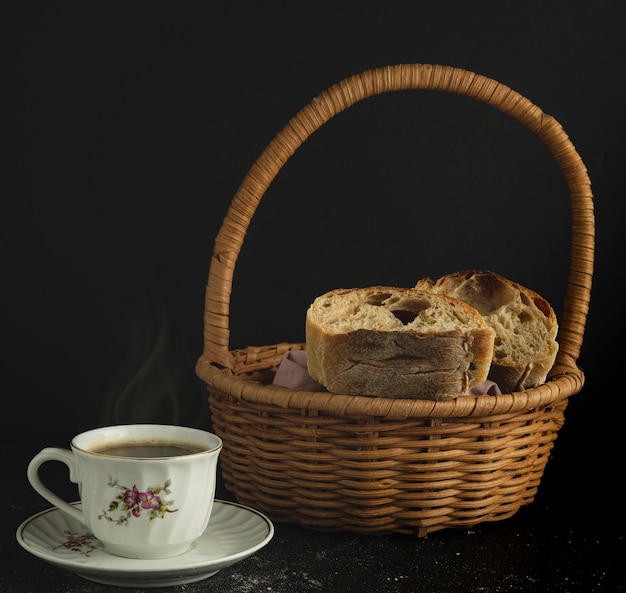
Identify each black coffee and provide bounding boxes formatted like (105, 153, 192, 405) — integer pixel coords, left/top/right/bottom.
(92, 440, 206, 458)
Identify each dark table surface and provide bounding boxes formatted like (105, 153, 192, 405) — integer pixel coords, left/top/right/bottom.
(2, 426, 623, 593)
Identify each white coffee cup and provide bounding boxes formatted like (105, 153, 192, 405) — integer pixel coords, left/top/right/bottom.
(27, 424, 222, 559)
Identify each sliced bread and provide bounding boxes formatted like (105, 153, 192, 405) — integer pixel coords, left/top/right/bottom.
(305, 286, 496, 400)
(415, 270, 559, 392)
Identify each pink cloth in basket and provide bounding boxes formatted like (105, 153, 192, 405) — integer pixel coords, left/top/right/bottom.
(272, 350, 327, 391)
(272, 350, 501, 396)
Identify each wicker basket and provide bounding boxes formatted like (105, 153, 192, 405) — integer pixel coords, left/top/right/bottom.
(196, 64, 594, 536)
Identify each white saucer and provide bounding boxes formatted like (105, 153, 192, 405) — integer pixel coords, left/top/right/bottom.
(16, 499, 274, 588)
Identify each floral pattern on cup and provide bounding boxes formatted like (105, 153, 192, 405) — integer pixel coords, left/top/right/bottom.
(52, 530, 99, 556)
(98, 475, 179, 525)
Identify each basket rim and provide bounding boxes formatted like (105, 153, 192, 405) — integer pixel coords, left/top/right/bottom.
(197, 350, 583, 420)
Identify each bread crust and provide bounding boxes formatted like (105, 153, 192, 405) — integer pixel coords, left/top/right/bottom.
(305, 287, 495, 400)
(415, 270, 559, 392)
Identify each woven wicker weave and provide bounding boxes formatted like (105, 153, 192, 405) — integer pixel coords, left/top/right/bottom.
(196, 64, 594, 536)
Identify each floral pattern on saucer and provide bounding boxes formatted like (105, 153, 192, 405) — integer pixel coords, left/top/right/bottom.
(52, 531, 99, 556)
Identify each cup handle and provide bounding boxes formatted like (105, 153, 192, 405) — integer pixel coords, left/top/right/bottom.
(27, 447, 86, 526)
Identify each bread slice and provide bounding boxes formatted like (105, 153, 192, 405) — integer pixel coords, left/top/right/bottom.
(415, 270, 559, 392)
(305, 286, 495, 400)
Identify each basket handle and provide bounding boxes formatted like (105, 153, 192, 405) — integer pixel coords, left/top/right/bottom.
(201, 63, 594, 372)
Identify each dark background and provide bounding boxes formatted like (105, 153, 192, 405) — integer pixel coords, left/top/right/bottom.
(4, 2, 624, 457)
(3, 3, 626, 592)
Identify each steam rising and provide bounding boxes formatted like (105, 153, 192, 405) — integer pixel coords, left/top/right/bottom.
(99, 299, 204, 426)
